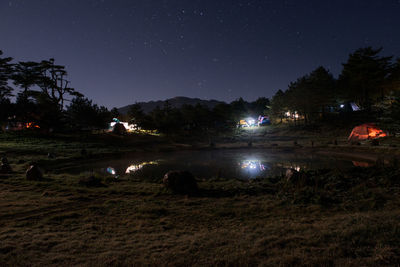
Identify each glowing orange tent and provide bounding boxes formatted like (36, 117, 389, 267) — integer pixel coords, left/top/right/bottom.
(348, 123, 387, 141)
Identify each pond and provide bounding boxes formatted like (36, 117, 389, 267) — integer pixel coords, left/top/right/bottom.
(63, 149, 375, 180)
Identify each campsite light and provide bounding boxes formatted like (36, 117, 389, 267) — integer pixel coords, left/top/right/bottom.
(285, 111, 291, 117)
(26, 122, 40, 129)
(340, 104, 344, 108)
(246, 118, 256, 126)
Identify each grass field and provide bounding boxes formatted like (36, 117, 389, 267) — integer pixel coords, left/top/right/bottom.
(1, 131, 400, 266)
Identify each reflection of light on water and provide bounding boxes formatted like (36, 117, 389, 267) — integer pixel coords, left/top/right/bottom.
(125, 161, 158, 174)
(276, 163, 301, 172)
(240, 160, 266, 171)
(352, 161, 371, 167)
(107, 167, 116, 175)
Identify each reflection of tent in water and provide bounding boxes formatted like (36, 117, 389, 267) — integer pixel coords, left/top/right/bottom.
(348, 123, 387, 141)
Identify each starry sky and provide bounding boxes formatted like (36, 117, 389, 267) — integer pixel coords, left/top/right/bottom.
(1, 0, 400, 108)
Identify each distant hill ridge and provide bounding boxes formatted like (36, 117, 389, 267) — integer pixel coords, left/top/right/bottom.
(118, 96, 225, 114)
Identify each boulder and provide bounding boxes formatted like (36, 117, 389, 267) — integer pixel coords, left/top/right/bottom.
(79, 175, 103, 187)
(0, 157, 12, 173)
(163, 170, 198, 195)
(0, 163, 12, 173)
(26, 165, 43, 181)
(1, 157, 8, 164)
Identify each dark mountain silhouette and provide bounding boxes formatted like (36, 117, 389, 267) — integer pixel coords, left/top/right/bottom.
(118, 96, 225, 114)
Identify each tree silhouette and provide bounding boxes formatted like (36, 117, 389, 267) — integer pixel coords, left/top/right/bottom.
(36, 59, 83, 109)
(270, 90, 287, 123)
(0, 50, 14, 124)
(338, 47, 392, 108)
(12, 61, 41, 93)
(0, 50, 13, 100)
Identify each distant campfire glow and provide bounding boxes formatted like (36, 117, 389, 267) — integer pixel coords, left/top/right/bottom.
(25, 122, 40, 129)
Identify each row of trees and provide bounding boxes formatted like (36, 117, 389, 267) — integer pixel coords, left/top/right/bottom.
(1, 49, 270, 134)
(127, 97, 270, 135)
(269, 47, 400, 124)
(0, 50, 116, 131)
(2, 46, 399, 135)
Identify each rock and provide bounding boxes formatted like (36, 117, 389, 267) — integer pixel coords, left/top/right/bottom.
(163, 170, 198, 195)
(1, 157, 8, 164)
(0, 157, 11, 173)
(79, 175, 103, 187)
(26, 165, 43, 181)
(0, 163, 12, 173)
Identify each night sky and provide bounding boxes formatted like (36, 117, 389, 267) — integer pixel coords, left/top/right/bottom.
(1, 0, 400, 108)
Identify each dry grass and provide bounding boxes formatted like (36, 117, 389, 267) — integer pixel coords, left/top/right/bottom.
(1, 167, 400, 266)
(1, 132, 400, 266)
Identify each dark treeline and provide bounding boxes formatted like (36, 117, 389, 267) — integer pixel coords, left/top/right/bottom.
(1, 47, 400, 134)
(0, 50, 117, 131)
(126, 46, 400, 134)
(269, 47, 400, 130)
(126, 97, 270, 135)
(0, 49, 269, 134)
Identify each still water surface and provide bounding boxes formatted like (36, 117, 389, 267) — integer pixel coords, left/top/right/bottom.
(70, 149, 373, 179)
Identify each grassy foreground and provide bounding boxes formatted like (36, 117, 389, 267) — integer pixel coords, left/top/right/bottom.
(1, 132, 400, 266)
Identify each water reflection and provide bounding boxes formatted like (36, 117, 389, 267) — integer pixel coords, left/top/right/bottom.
(239, 159, 303, 178)
(65, 150, 375, 180)
(106, 167, 116, 175)
(125, 161, 158, 174)
(240, 160, 266, 171)
(352, 161, 371, 167)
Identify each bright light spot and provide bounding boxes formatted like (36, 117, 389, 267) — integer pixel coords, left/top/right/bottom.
(107, 167, 116, 175)
(109, 120, 139, 132)
(240, 160, 266, 171)
(125, 161, 158, 174)
(340, 104, 344, 108)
